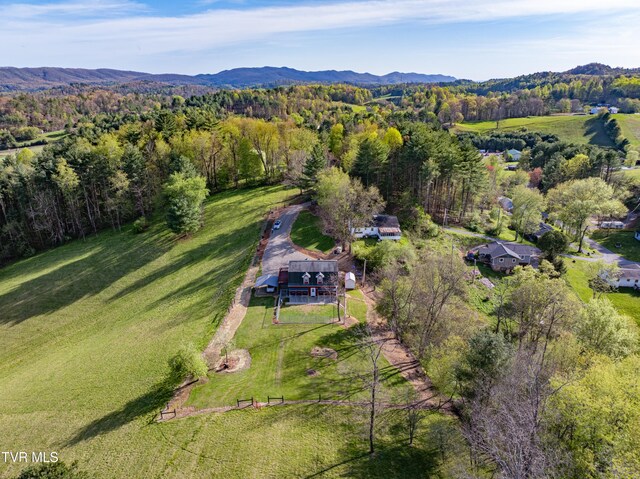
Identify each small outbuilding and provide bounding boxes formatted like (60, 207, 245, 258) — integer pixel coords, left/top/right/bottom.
(345, 272, 356, 290)
(254, 274, 279, 295)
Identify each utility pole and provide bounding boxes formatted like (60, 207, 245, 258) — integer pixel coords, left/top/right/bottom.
(362, 259, 367, 287)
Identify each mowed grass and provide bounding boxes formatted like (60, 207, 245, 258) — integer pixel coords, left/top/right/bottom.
(0, 185, 307, 478)
(590, 229, 640, 262)
(456, 115, 615, 147)
(187, 297, 411, 408)
(290, 210, 335, 253)
(278, 302, 338, 324)
(613, 114, 640, 149)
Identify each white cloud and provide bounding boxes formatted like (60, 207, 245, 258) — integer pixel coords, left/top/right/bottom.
(5, 0, 146, 19)
(2, 0, 640, 73)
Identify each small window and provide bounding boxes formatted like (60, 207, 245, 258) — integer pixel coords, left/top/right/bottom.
(316, 272, 324, 284)
(302, 272, 310, 285)
(499, 258, 504, 263)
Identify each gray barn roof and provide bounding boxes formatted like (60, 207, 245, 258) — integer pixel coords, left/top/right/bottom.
(477, 242, 541, 258)
(373, 215, 400, 228)
(288, 260, 338, 273)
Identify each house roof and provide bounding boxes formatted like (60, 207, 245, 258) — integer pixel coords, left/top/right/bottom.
(288, 260, 338, 273)
(373, 215, 400, 228)
(255, 274, 279, 289)
(619, 268, 640, 280)
(507, 149, 522, 155)
(477, 241, 541, 259)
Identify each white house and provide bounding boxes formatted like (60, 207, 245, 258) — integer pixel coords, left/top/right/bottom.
(609, 107, 620, 114)
(600, 221, 625, 229)
(603, 268, 640, 289)
(344, 272, 356, 290)
(506, 149, 522, 162)
(352, 215, 401, 241)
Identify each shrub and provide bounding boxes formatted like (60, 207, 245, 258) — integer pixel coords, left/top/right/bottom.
(132, 216, 150, 234)
(168, 342, 208, 381)
(15, 461, 89, 479)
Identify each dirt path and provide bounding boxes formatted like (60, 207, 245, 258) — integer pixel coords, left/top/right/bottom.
(359, 287, 453, 412)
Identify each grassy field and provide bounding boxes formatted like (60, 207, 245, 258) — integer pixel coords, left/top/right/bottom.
(456, 115, 616, 147)
(290, 210, 335, 253)
(613, 114, 640, 149)
(187, 296, 411, 408)
(0, 130, 68, 159)
(0, 184, 448, 478)
(590, 229, 640, 262)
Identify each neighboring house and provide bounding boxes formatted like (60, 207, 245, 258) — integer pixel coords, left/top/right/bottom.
(600, 221, 625, 229)
(602, 267, 640, 289)
(590, 107, 601, 115)
(609, 107, 619, 114)
(278, 259, 338, 304)
(525, 222, 554, 242)
(474, 241, 541, 272)
(352, 215, 402, 241)
(635, 230, 640, 241)
(506, 149, 522, 162)
(498, 196, 514, 213)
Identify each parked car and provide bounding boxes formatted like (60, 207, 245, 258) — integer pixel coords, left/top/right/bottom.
(272, 220, 282, 230)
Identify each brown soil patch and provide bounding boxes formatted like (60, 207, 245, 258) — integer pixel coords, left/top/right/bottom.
(306, 369, 319, 376)
(213, 349, 251, 373)
(342, 315, 359, 329)
(310, 346, 338, 360)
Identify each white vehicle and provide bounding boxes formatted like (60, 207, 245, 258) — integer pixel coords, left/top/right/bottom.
(272, 220, 282, 230)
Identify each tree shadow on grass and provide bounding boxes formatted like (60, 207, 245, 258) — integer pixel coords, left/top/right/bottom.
(0, 228, 172, 326)
(584, 116, 614, 147)
(64, 378, 174, 446)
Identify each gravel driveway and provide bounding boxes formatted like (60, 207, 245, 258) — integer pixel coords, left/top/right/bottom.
(261, 203, 313, 275)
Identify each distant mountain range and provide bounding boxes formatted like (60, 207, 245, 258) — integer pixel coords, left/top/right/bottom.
(0, 66, 456, 91)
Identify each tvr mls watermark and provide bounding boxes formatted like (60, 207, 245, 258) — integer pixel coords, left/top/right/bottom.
(1, 451, 59, 464)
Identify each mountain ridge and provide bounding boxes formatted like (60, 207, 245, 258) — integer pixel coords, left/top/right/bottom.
(0, 66, 456, 91)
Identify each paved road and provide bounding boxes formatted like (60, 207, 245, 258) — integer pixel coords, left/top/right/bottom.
(261, 203, 313, 275)
(583, 237, 640, 269)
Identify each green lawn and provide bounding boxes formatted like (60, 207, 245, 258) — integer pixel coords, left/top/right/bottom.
(278, 302, 338, 324)
(456, 115, 615, 147)
(0, 185, 312, 478)
(347, 289, 368, 323)
(290, 209, 335, 253)
(613, 114, 640, 149)
(590, 229, 640, 262)
(187, 296, 411, 409)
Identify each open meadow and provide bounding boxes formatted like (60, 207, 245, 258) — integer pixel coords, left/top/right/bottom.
(0, 185, 448, 478)
(456, 115, 616, 147)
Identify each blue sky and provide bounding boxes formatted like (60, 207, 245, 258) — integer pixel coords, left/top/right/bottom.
(2, 0, 640, 80)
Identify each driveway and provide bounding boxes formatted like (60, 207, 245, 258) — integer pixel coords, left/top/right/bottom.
(583, 237, 640, 269)
(261, 203, 313, 275)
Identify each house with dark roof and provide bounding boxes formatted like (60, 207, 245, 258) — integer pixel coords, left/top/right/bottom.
(352, 215, 401, 241)
(525, 222, 554, 242)
(474, 241, 541, 272)
(278, 259, 338, 304)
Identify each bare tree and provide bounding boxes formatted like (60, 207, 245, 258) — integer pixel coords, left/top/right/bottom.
(354, 324, 387, 456)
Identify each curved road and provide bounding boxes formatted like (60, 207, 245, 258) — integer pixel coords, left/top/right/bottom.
(261, 203, 313, 275)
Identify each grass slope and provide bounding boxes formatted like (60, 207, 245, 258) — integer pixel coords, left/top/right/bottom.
(290, 210, 335, 253)
(456, 115, 615, 147)
(0, 185, 447, 478)
(0, 186, 298, 478)
(613, 114, 640, 149)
